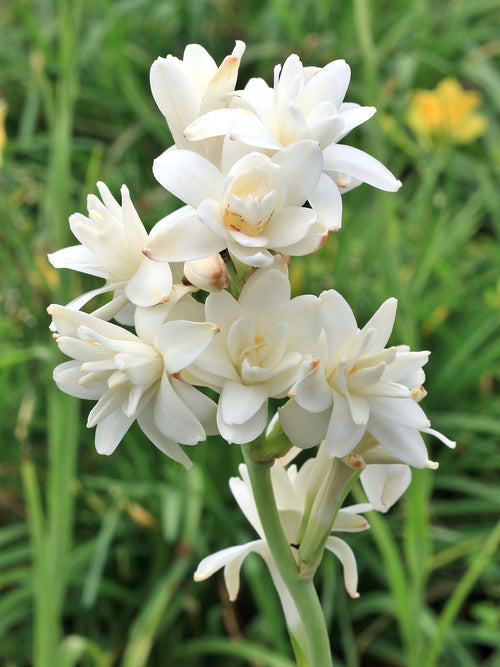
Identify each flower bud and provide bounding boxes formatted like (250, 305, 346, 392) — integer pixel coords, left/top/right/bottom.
(183, 254, 230, 292)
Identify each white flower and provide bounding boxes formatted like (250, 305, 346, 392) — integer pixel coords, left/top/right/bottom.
(185, 53, 402, 231)
(279, 291, 454, 468)
(194, 457, 368, 649)
(186, 268, 321, 443)
(150, 41, 245, 164)
(147, 141, 325, 267)
(48, 302, 219, 465)
(48, 182, 177, 319)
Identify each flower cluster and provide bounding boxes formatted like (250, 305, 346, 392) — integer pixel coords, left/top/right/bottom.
(48, 42, 454, 605)
(195, 445, 411, 600)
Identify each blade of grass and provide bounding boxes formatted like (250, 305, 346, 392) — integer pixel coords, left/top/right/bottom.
(425, 518, 500, 667)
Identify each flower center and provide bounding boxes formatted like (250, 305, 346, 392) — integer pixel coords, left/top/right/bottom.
(222, 205, 273, 237)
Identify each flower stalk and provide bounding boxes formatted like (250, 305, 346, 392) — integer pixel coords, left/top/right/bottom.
(243, 443, 333, 667)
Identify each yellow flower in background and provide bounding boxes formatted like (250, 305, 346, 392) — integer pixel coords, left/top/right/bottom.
(406, 78, 487, 145)
(0, 99, 7, 166)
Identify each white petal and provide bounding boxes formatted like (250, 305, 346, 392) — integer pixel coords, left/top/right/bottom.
(190, 337, 240, 384)
(185, 108, 252, 141)
(263, 207, 316, 248)
(276, 224, 327, 257)
(154, 372, 205, 445)
(229, 113, 284, 150)
(150, 57, 199, 148)
(309, 173, 343, 232)
(323, 144, 402, 192)
(87, 388, 126, 427)
(337, 106, 376, 141)
(120, 185, 149, 253)
(323, 60, 351, 107)
(48, 245, 107, 278)
(200, 41, 245, 114)
(272, 140, 323, 207)
(292, 365, 333, 413)
(153, 149, 224, 207)
(169, 377, 218, 436)
(146, 206, 226, 262)
(324, 536, 359, 598)
(48, 304, 138, 342)
(325, 392, 366, 458)
(382, 350, 430, 384)
(280, 294, 321, 352)
(278, 399, 330, 448)
(368, 395, 430, 429)
(332, 509, 370, 532)
(194, 540, 263, 601)
(319, 290, 357, 359)
(360, 464, 411, 512)
(227, 317, 254, 365)
(124, 257, 173, 307)
(220, 380, 268, 425)
(94, 408, 135, 455)
(361, 298, 397, 351)
(227, 240, 274, 267)
(229, 474, 263, 535)
(137, 405, 193, 468)
(205, 289, 239, 331)
(238, 269, 290, 332)
(196, 199, 228, 239)
(368, 414, 430, 468)
(277, 101, 308, 145)
(155, 320, 218, 374)
(53, 361, 103, 399)
(217, 399, 268, 444)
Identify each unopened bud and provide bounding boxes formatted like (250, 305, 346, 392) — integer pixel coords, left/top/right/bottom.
(183, 254, 230, 292)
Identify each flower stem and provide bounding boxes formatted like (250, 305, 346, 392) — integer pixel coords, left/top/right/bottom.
(242, 445, 333, 667)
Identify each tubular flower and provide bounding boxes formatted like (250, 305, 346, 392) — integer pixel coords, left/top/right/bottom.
(194, 458, 369, 642)
(279, 291, 455, 467)
(150, 40, 245, 164)
(147, 140, 325, 267)
(186, 268, 321, 444)
(185, 51, 402, 231)
(48, 182, 178, 321)
(48, 303, 219, 465)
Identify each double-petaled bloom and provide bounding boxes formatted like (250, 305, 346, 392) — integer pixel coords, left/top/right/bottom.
(47, 182, 179, 321)
(150, 41, 245, 165)
(147, 141, 326, 267)
(186, 268, 321, 444)
(184, 52, 402, 232)
(279, 291, 455, 467)
(48, 302, 219, 466)
(194, 457, 369, 654)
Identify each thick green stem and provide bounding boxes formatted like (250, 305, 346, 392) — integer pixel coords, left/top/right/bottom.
(242, 446, 333, 667)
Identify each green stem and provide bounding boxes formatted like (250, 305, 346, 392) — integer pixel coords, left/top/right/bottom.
(242, 446, 333, 667)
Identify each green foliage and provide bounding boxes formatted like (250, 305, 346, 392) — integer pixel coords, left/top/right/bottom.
(1, 0, 499, 664)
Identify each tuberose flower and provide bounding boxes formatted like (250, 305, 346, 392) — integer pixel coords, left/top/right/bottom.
(186, 268, 321, 443)
(279, 291, 455, 467)
(194, 457, 369, 651)
(48, 182, 178, 320)
(147, 141, 325, 267)
(185, 52, 402, 231)
(150, 41, 245, 164)
(48, 302, 219, 465)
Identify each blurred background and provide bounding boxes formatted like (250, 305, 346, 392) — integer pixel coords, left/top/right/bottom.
(1, 0, 499, 665)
